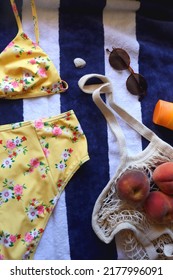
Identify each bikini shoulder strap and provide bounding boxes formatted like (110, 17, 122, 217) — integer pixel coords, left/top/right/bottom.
(10, 0, 40, 44)
(78, 74, 157, 146)
(31, 0, 39, 44)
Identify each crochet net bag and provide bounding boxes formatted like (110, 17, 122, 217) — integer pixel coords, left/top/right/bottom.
(78, 74, 173, 260)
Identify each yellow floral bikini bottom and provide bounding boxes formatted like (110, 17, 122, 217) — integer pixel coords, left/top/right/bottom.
(0, 110, 89, 260)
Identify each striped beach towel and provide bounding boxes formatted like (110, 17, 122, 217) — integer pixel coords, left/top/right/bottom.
(0, 0, 173, 260)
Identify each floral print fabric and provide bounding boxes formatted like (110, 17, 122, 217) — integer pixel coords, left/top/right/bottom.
(0, 0, 68, 99)
(0, 110, 89, 260)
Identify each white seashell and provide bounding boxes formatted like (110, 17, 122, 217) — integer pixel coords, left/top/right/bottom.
(73, 58, 86, 68)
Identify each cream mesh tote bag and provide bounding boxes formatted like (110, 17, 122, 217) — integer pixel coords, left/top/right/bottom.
(78, 73, 173, 260)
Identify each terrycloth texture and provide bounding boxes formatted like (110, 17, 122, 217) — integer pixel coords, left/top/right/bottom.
(0, 0, 173, 260)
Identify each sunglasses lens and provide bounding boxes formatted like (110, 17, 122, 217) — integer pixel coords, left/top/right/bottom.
(126, 73, 148, 98)
(108, 48, 130, 70)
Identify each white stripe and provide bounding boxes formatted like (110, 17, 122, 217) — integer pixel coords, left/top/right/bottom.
(22, 0, 71, 260)
(103, 0, 142, 259)
(104, 0, 140, 11)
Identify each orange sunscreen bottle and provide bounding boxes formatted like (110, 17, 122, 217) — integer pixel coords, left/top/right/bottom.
(153, 100, 173, 130)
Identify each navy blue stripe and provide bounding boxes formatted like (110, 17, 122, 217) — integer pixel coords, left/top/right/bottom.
(59, 0, 106, 11)
(136, 0, 173, 148)
(59, 0, 117, 259)
(0, 0, 23, 125)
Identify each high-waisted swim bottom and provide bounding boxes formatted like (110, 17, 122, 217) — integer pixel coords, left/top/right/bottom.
(0, 110, 89, 260)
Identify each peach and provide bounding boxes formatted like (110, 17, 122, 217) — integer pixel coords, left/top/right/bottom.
(116, 169, 150, 205)
(144, 191, 173, 224)
(152, 162, 173, 195)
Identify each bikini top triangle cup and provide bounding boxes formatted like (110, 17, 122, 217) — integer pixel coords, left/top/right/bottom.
(0, 0, 68, 99)
(78, 74, 173, 260)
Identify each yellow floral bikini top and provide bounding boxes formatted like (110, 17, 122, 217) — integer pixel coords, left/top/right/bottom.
(0, 0, 68, 99)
